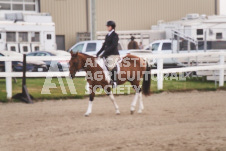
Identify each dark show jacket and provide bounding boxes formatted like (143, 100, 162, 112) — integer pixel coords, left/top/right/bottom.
(97, 31, 119, 58)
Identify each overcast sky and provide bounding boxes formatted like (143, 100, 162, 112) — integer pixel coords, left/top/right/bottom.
(220, 0, 226, 15)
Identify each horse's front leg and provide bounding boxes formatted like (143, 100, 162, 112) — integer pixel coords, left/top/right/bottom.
(106, 87, 120, 115)
(84, 92, 95, 117)
(109, 91, 120, 115)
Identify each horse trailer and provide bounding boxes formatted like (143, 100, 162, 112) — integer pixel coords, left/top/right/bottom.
(0, 12, 56, 53)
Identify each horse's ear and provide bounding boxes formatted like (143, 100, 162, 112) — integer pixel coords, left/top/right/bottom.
(71, 52, 78, 57)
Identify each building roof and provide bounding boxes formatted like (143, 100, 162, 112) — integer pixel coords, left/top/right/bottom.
(161, 14, 226, 27)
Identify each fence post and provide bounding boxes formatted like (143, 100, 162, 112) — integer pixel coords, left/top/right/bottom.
(5, 61, 12, 99)
(157, 58, 163, 90)
(219, 55, 225, 87)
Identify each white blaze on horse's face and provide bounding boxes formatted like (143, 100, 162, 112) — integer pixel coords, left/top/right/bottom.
(69, 59, 76, 79)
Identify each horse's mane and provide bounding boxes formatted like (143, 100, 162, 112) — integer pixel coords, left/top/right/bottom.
(79, 52, 96, 58)
(71, 52, 96, 60)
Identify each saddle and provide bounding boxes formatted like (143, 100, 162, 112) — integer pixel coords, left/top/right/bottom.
(96, 58, 121, 84)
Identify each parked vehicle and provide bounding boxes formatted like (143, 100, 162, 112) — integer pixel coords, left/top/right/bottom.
(141, 39, 224, 68)
(27, 50, 70, 71)
(141, 40, 181, 68)
(0, 51, 18, 72)
(0, 12, 56, 53)
(143, 40, 178, 67)
(0, 51, 47, 72)
(68, 40, 128, 56)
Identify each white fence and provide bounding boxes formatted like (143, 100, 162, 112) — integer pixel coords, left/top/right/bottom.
(0, 56, 86, 99)
(129, 51, 226, 90)
(0, 51, 226, 99)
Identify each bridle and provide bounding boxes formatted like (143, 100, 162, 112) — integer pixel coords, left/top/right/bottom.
(71, 55, 89, 72)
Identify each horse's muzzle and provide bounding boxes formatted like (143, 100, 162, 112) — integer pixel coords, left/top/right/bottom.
(69, 74, 75, 79)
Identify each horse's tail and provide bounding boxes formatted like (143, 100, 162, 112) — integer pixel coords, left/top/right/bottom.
(142, 63, 151, 96)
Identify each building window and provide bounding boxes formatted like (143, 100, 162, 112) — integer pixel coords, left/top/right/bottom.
(23, 46, 28, 52)
(19, 32, 28, 42)
(31, 32, 40, 42)
(47, 34, 52, 40)
(0, 3, 11, 10)
(13, 4, 23, 10)
(197, 38, 203, 41)
(0, 33, 1, 39)
(25, 4, 35, 11)
(0, 0, 38, 12)
(6, 32, 16, 42)
(34, 46, 39, 51)
(216, 33, 223, 39)
(10, 46, 16, 51)
(197, 29, 203, 35)
(25, 0, 36, 2)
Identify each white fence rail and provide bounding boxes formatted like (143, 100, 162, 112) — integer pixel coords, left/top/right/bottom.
(130, 51, 226, 90)
(0, 56, 86, 99)
(0, 51, 226, 99)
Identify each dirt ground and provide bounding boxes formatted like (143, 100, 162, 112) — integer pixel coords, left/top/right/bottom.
(0, 91, 226, 151)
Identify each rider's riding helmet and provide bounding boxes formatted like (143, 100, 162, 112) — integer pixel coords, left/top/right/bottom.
(106, 21, 116, 29)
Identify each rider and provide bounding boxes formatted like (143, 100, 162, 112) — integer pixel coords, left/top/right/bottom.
(96, 21, 120, 88)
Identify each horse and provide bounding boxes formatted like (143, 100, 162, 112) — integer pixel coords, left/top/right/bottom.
(69, 52, 151, 116)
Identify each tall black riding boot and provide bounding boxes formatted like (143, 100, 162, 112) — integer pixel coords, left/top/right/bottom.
(110, 67, 117, 88)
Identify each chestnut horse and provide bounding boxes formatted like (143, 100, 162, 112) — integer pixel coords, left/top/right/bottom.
(69, 52, 151, 116)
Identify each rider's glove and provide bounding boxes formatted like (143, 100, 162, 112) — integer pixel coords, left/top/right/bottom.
(96, 51, 101, 57)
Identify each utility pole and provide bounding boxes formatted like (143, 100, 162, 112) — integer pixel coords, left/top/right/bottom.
(86, 0, 89, 32)
(90, 0, 96, 40)
(215, 0, 218, 15)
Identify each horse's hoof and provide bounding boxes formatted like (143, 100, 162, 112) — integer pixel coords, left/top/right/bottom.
(130, 110, 135, 115)
(84, 114, 89, 117)
(138, 110, 143, 114)
(115, 110, 120, 115)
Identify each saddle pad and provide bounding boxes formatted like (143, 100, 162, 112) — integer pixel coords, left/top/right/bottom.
(95, 58, 121, 83)
(95, 58, 111, 83)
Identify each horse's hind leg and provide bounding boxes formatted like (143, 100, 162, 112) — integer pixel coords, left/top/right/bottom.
(130, 83, 142, 114)
(130, 92, 139, 114)
(106, 87, 120, 115)
(110, 92, 120, 115)
(138, 91, 144, 113)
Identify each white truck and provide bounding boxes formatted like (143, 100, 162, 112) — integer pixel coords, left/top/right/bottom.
(139, 39, 226, 68)
(68, 40, 128, 56)
(142, 39, 221, 68)
(143, 39, 184, 67)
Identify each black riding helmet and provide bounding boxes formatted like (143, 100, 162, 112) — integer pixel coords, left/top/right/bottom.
(106, 21, 116, 29)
